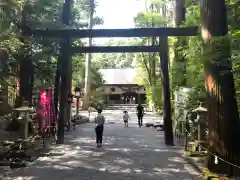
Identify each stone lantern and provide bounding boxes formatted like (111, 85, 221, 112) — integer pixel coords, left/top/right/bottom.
(74, 87, 83, 116)
(14, 101, 34, 139)
(192, 102, 207, 151)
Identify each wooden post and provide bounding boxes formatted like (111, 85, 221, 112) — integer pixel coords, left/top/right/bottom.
(54, 53, 61, 118)
(66, 50, 73, 131)
(57, 0, 73, 144)
(83, 0, 94, 109)
(159, 36, 174, 146)
(184, 114, 190, 151)
(66, 0, 73, 131)
(76, 97, 79, 116)
(23, 112, 29, 139)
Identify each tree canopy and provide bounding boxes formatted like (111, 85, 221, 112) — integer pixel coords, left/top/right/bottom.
(0, 0, 104, 109)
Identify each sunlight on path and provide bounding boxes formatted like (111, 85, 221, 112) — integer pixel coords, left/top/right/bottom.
(6, 116, 201, 180)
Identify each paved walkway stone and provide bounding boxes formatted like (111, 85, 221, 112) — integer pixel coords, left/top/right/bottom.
(5, 112, 201, 180)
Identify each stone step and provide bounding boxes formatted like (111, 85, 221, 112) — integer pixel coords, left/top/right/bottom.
(107, 104, 146, 107)
(106, 105, 148, 109)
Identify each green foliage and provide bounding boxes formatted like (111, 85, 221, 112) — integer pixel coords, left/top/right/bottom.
(132, 2, 166, 112)
(175, 0, 240, 114)
(72, 55, 104, 90)
(134, 12, 167, 28)
(72, 54, 105, 104)
(184, 4, 200, 26)
(173, 4, 205, 111)
(0, 0, 103, 109)
(92, 40, 135, 68)
(228, 1, 240, 110)
(151, 85, 163, 110)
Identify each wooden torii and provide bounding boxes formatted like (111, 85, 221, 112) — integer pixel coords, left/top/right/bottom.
(25, 0, 198, 145)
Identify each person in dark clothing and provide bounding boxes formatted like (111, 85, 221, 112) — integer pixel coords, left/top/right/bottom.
(126, 96, 129, 104)
(94, 109, 105, 148)
(136, 103, 144, 127)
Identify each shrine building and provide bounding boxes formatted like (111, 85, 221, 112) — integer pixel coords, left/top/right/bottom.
(99, 68, 146, 105)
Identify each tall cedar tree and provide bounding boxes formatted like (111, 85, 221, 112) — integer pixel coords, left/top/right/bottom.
(200, 0, 240, 176)
(172, 0, 186, 87)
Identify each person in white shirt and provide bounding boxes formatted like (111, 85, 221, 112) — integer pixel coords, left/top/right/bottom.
(94, 109, 105, 148)
(123, 110, 130, 127)
(88, 106, 92, 118)
(133, 97, 136, 104)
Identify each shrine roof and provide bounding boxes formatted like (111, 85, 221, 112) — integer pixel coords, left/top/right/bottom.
(99, 68, 139, 85)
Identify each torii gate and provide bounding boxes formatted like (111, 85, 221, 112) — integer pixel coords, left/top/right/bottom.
(25, 0, 198, 145)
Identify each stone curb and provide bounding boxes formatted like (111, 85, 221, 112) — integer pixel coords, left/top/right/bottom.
(182, 155, 240, 180)
(75, 120, 90, 125)
(182, 154, 203, 173)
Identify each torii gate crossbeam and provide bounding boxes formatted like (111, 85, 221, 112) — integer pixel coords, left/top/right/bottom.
(26, 27, 198, 38)
(71, 46, 160, 53)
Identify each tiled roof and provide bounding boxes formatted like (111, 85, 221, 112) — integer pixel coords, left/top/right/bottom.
(99, 68, 138, 85)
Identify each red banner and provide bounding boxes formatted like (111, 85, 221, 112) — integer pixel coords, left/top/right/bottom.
(39, 88, 56, 128)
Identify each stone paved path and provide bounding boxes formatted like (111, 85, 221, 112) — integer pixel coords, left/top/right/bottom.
(5, 111, 201, 180)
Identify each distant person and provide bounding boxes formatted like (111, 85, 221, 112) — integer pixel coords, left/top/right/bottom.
(133, 97, 136, 104)
(88, 105, 93, 118)
(94, 109, 105, 148)
(121, 96, 124, 104)
(123, 110, 130, 127)
(126, 96, 130, 104)
(130, 97, 133, 104)
(136, 103, 144, 127)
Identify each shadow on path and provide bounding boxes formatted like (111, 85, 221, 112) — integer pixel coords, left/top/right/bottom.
(6, 123, 201, 180)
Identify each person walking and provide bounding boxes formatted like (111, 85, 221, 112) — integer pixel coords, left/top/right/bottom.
(123, 110, 130, 127)
(136, 103, 144, 127)
(94, 109, 105, 148)
(88, 105, 92, 118)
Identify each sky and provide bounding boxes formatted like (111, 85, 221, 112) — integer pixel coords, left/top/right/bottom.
(95, 0, 144, 29)
(93, 0, 145, 44)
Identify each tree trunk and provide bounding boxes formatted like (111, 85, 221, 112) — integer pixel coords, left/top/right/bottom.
(19, 57, 33, 106)
(18, 5, 33, 107)
(151, 51, 156, 86)
(0, 52, 9, 106)
(173, 0, 185, 27)
(200, 0, 240, 176)
(29, 63, 34, 106)
(66, 49, 72, 131)
(0, 52, 11, 115)
(172, 0, 186, 88)
(82, 0, 94, 109)
(54, 54, 61, 116)
(150, 4, 157, 110)
(57, 0, 73, 144)
(150, 4, 156, 87)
